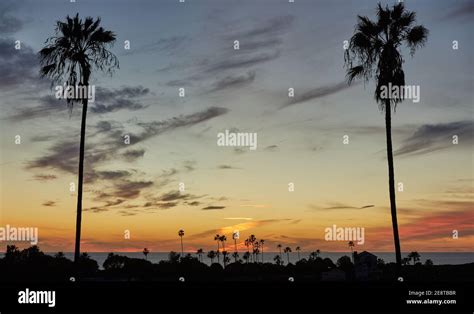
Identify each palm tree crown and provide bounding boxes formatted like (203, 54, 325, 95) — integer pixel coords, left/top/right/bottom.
(345, 3, 428, 108)
(40, 14, 119, 98)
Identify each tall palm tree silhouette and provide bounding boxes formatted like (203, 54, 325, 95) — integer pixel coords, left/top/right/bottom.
(277, 244, 282, 259)
(39, 14, 119, 263)
(259, 239, 265, 263)
(345, 3, 428, 270)
(178, 229, 184, 258)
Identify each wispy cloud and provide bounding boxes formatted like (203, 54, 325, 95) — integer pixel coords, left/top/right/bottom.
(309, 202, 374, 210)
(394, 121, 473, 157)
(8, 86, 150, 121)
(202, 205, 226, 210)
(208, 71, 256, 93)
(217, 164, 240, 170)
(90, 86, 150, 114)
(441, 1, 474, 21)
(32, 174, 57, 181)
(136, 107, 229, 143)
(279, 81, 357, 110)
(227, 15, 294, 42)
(26, 107, 229, 178)
(0, 3, 22, 34)
(122, 36, 187, 56)
(121, 149, 145, 162)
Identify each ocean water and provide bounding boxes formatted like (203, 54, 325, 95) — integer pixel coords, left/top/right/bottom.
(39, 252, 474, 269)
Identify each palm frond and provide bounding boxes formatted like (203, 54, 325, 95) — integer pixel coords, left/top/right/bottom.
(346, 65, 365, 84)
(376, 3, 391, 30)
(405, 25, 429, 55)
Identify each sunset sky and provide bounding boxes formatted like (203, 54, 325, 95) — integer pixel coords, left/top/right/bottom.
(0, 0, 472, 254)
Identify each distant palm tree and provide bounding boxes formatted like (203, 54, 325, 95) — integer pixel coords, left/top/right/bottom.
(259, 239, 265, 263)
(407, 251, 420, 265)
(178, 230, 184, 258)
(244, 238, 250, 262)
(348, 241, 355, 262)
(295, 246, 301, 261)
(243, 251, 250, 264)
(402, 257, 410, 266)
(143, 248, 149, 260)
(196, 248, 204, 262)
(232, 232, 238, 254)
(253, 246, 260, 263)
(345, 2, 428, 271)
(277, 244, 282, 258)
(54, 252, 65, 259)
(39, 14, 119, 263)
(309, 249, 321, 261)
(284, 247, 292, 264)
(253, 241, 260, 263)
(207, 250, 216, 263)
(214, 234, 221, 264)
(222, 250, 229, 268)
(232, 251, 239, 263)
(219, 235, 227, 252)
(248, 235, 256, 262)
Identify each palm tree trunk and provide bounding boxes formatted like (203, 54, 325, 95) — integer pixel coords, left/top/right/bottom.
(180, 237, 184, 257)
(261, 246, 264, 263)
(217, 242, 220, 264)
(74, 84, 89, 264)
(385, 100, 402, 272)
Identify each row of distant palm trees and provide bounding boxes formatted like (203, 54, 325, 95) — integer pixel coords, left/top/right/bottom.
(143, 238, 424, 268)
(141, 230, 327, 266)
